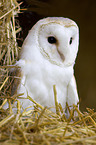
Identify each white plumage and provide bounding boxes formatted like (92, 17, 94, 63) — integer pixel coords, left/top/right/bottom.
(5, 17, 79, 113)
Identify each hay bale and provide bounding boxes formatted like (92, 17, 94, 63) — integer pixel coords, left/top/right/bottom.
(0, 0, 21, 65)
(0, 0, 21, 97)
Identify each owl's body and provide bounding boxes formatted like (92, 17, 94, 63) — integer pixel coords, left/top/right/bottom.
(4, 17, 79, 113)
(17, 59, 74, 109)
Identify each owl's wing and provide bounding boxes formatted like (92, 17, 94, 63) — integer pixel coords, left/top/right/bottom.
(7, 66, 22, 96)
(67, 75, 79, 108)
(11, 59, 26, 95)
(2, 66, 22, 109)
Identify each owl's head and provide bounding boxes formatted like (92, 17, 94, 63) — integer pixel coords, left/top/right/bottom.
(22, 17, 79, 67)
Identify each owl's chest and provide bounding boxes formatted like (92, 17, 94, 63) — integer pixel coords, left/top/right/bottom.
(25, 60, 73, 85)
(18, 60, 73, 108)
(24, 61, 73, 95)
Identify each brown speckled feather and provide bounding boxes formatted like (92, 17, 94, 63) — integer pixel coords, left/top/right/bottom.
(9, 67, 22, 96)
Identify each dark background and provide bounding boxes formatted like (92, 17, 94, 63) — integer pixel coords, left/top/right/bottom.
(17, 0, 96, 111)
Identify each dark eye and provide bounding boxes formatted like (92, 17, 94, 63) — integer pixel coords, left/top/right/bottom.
(69, 37, 73, 45)
(48, 36, 57, 44)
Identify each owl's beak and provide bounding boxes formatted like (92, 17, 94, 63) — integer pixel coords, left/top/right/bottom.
(57, 48, 65, 62)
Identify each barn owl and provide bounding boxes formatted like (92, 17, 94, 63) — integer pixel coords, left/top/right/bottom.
(4, 17, 79, 114)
